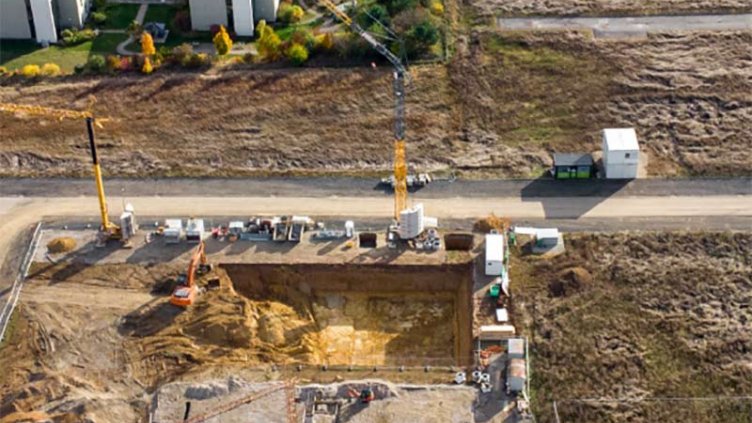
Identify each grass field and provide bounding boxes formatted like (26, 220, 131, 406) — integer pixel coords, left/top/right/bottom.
(98, 4, 140, 30)
(0, 34, 126, 73)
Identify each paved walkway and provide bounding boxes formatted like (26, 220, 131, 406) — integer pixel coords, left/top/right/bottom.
(497, 13, 752, 38)
(115, 3, 149, 56)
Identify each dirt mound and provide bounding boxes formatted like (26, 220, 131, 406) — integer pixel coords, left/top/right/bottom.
(46, 237, 76, 254)
(549, 266, 592, 297)
(473, 214, 510, 233)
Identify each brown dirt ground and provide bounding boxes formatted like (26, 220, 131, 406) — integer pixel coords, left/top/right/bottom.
(470, 0, 752, 18)
(511, 232, 752, 422)
(1, 31, 750, 178)
(0, 262, 463, 421)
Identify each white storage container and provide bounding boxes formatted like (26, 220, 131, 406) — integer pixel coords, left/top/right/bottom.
(602, 128, 640, 179)
(485, 233, 505, 276)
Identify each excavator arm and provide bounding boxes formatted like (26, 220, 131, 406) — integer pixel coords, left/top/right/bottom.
(318, 0, 409, 219)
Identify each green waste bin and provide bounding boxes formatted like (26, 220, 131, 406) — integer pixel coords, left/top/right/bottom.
(489, 284, 501, 298)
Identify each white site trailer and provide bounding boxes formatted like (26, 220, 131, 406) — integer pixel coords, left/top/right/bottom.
(164, 219, 183, 244)
(485, 233, 505, 276)
(602, 128, 640, 179)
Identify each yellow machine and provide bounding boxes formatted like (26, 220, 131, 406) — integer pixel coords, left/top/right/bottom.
(0, 101, 129, 243)
(319, 0, 409, 219)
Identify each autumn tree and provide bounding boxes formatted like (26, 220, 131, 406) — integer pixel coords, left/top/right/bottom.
(141, 32, 156, 55)
(256, 20, 281, 61)
(213, 25, 233, 55)
(142, 57, 154, 74)
(285, 43, 308, 65)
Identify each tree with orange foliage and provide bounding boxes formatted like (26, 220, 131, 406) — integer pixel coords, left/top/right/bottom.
(141, 32, 156, 56)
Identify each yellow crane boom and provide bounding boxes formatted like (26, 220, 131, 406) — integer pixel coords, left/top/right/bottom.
(318, 0, 409, 219)
(0, 102, 119, 237)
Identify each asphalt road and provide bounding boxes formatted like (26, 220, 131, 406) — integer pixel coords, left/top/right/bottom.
(497, 13, 752, 37)
(0, 177, 749, 198)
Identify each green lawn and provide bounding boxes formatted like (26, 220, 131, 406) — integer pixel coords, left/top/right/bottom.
(144, 4, 177, 24)
(0, 34, 126, 73)
(98, 4, 140, 29)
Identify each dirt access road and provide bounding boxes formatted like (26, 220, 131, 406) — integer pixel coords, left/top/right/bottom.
(498, 13, 752, 37)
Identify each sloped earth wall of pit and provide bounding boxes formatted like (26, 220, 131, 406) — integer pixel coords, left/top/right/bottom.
(222, 263, 473, 366)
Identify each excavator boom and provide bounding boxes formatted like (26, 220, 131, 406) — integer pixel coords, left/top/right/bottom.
(170, 241, 208, 307)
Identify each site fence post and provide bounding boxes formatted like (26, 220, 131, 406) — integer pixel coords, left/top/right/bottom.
(553, 401, 561, 423)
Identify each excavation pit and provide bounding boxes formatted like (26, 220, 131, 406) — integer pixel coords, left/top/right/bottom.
(222, 263, 474, 367)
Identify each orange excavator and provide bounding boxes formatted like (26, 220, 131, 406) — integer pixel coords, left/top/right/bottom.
(170, 240, 212, 307)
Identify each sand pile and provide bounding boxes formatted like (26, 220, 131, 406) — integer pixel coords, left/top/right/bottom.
(46, 237, 76, 254)
(473, 213, 510, 233)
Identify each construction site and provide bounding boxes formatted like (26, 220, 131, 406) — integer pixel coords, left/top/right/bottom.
(1, 0, 751, 422)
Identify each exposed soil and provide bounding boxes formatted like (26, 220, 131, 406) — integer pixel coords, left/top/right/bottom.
(1, 31, 750, 179)
(512, 232, 752, 422)
(0, 261, 471, 421)
(471, 0, 752, 17)
(45, 237, 76, 254)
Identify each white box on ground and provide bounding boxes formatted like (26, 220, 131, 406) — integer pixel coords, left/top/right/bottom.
(485, 233, 505, 276)
(495, 308, 509, 323)
(185, 218, 205, 243)
(602, 128, 639, 179)
(164, 219, 182, 243)
(399, 203, 425, 239)
(479, 324, 516, 340)
(508, 338, 525, 359)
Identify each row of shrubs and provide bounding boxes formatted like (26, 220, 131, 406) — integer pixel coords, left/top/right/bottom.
(0, 63, 61, 78)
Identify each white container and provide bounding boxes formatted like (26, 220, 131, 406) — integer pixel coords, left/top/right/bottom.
(508, 338, 525, 359)
(164, 219, 183, 244)
(399, 203, 425, 239)
(345, 221, 355, 238)
(485, 233, 505, 276)
(602, 128, 639, 179)
(495, 308, 509, 323)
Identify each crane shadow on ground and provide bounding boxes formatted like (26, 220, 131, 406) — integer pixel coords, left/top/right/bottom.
(521, 176, 631, 219)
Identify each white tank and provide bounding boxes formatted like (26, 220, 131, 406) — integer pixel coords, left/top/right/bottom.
(398, 203, 424, 239)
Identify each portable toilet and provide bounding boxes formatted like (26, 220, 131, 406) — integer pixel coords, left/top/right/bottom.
(164, 219, 182, 244)
(602, 128, 640, 179)
(485, 233, 505, 276)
